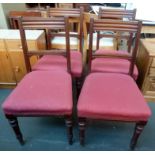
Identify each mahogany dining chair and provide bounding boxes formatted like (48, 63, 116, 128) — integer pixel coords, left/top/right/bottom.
(77, 18, 151, 150)
(2, 16, 73, 145)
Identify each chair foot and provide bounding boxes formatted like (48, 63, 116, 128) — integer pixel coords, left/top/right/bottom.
(130, 121, 147, 150)
(5, 115, 25, 145)
(79, 117, 86, 146)
(65, 115, 73, 145)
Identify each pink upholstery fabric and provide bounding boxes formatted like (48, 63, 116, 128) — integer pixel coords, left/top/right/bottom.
(32, 51, 82, 77)
(78, 73, 151, 121)
(2, 71, 72, 116)
(92, 50, 138, 80)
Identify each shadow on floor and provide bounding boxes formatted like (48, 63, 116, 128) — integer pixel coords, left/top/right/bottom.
(0, 88, 155, 150)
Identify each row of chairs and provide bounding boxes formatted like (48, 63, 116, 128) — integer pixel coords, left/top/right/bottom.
(9, 8, 137, 55)
(2, 9, 151, 150)
(9, 8, 138, 88)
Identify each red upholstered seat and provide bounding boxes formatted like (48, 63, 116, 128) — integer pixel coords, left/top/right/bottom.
(78, 73, 151, 121)
(92, 50, 138, 80)
(32, 51, 82, 77)
(2, 71, 73, 116)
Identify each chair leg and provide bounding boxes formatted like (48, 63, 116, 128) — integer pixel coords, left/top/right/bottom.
(65, 115, 73, 145)
(5, 115, 24, 145)
(130, 121, 147, 150)
(76, 77, 82, 98)
(79, 117, 86, 146)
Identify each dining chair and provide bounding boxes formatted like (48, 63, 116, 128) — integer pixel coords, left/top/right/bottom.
(89, 12, 138, 80)
(77, 18, 151, 150)
(9, 11, 42, 29)
(32, 7, 84, 96)
(2, 16, 73, 145)
(98, 8, 136, 20)
(84, 8, 137, 64)
(47, 7, 84, 52)
(98, 8, 137, 50)
(90, 8, 137, 50)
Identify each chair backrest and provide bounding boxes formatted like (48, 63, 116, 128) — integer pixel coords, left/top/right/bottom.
(47, 7, 84, 53)
(88, 18, 142, 78)
(98, 8, 136, 20)
(9, 11, 42, 29)
(98, 8, 137, 50)
(17, 16, 71, 74)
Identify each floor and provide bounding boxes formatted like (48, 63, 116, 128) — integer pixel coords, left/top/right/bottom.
(0, 88, 155, 151)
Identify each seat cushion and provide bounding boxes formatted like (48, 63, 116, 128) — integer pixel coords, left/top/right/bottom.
(32, 51, 82, 77)
(92, 50, 138, 80)
(78, 73, 151, 121)
(2, 71, 73, 116)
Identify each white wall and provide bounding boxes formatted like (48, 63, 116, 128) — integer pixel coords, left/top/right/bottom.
(0, 4, 8, 28)
(0, 3, 26, 29)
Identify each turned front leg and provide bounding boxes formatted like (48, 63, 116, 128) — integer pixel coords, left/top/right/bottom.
(65, 115, 73, 145)
(79, 117, 86, 146)
(130, 121, 147, 150)
(5, 115, 24, 145)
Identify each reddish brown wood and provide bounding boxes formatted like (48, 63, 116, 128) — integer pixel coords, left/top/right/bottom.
(127, 33, 133, 53)
(47, 7, 84, 54)
(17, 16, 71, 74)
(97, 8, 137, 51)
(65, 17, 71, 73)
(79, 117, 86, 146)
(88, 18, 94, 73)
(5, 17, 73, 145)
(129, 21, 142, 77)
(96, 31, 100, 50)
(92, 53, 132, 60)
(76, 77, 84, 97)
(9, 11, 41, 29)
(88, 18, 142, 78)
(5, 115, 24, 145)
(130, 121, 147, 150)
(17, 17, 31, 73)
(27, 50, 66, 56)
(98, 8, 136, 20)
(65, 115, 73, 145)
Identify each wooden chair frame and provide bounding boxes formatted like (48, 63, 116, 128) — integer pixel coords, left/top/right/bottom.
(5, 16, 73, 145)
(98, 8, 137, 50)
(88, 18, 142, 78)
(17, 16, 71, 73)
(47, 7, 84, 54)
(98, 8, 137, 20)
(79, 18, 145, 150)
(9, 11, 42, 29)
(47, 7, 84, 96)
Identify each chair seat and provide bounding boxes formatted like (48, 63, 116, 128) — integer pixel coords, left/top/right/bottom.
(32, 51, 82, 77)
(2, 71, 73, 116)
(78, 73, 151, 121)
(92, 50, 138, 80)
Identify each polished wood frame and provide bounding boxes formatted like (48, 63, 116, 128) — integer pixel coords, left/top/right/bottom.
(79, 18, 145, 150)
(9, 11, 42, 29)
(5, 16, 73, 145)
(88, 18, 142, 78)
(47, 7, 84, 54)
(47, 7, 84, 96)
(98, 8, 136, 20)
